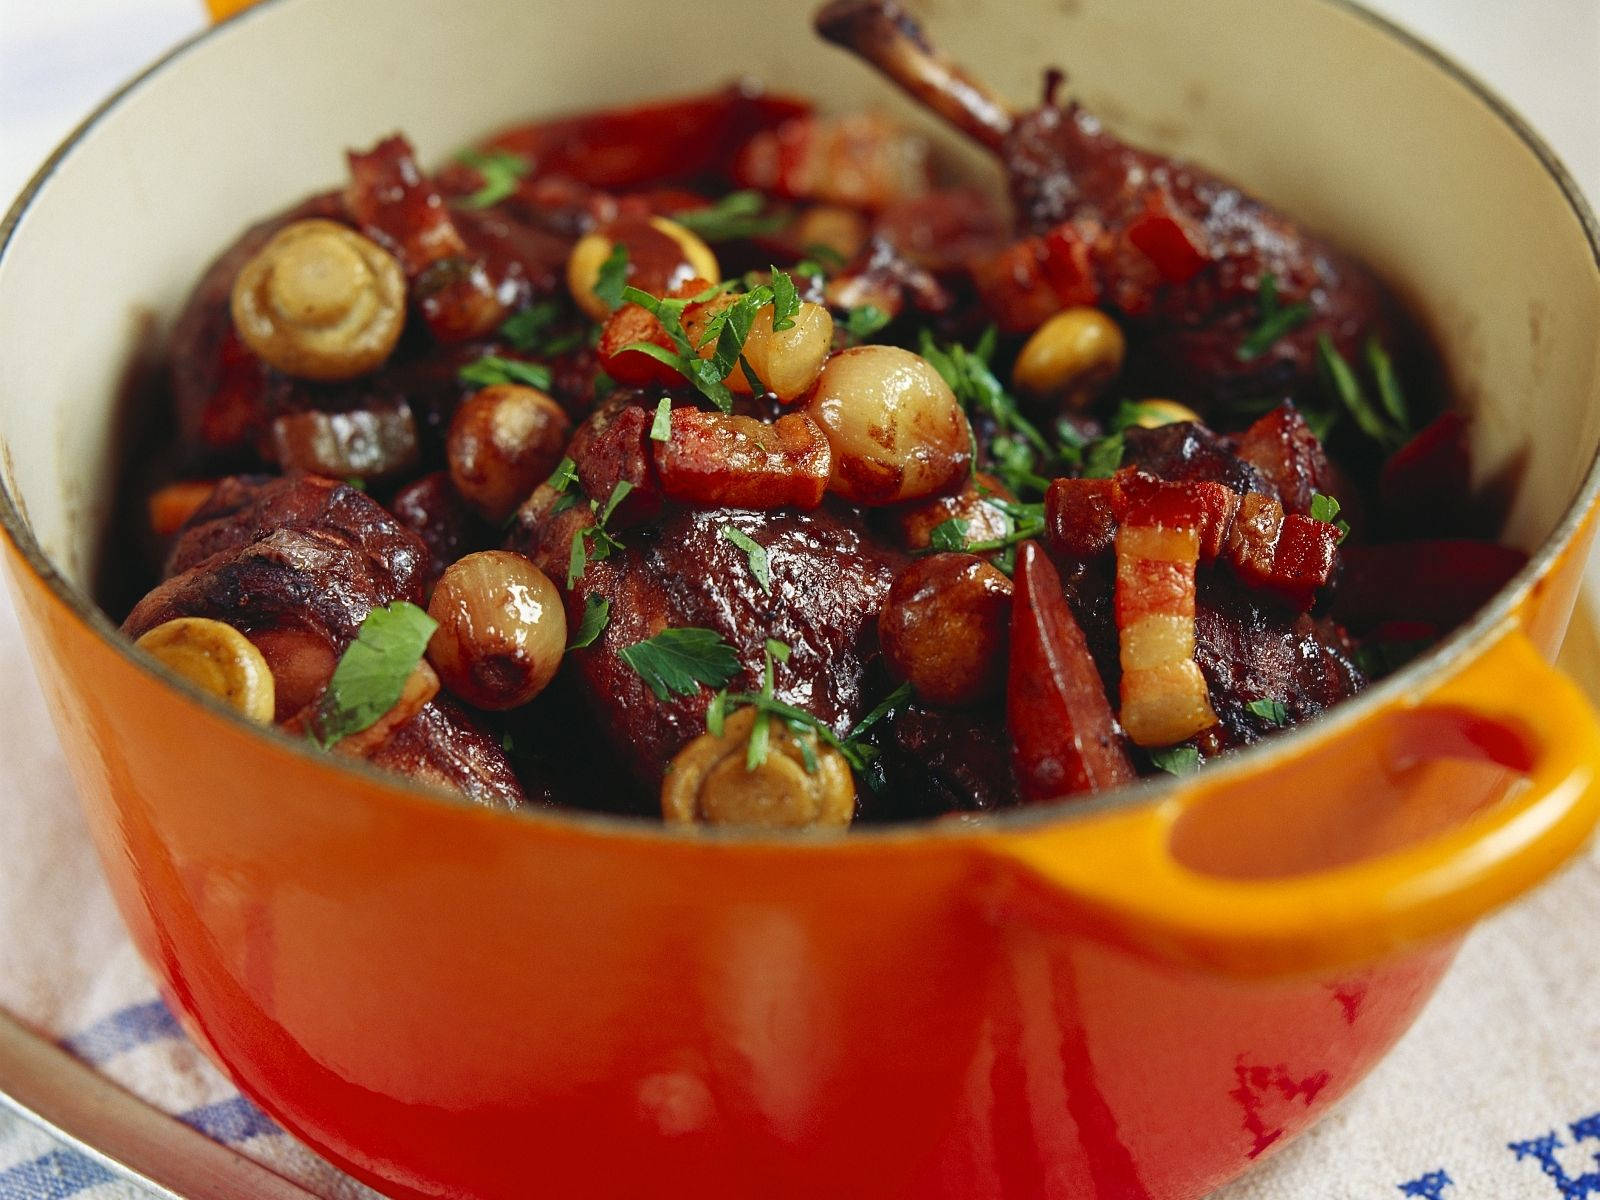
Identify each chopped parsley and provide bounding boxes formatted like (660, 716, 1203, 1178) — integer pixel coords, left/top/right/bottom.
(455, 147, 531, 209)
(649, 397, 673, 442)
(566, 480, 633, 587)
(544, 456, 578, 495)
(1365, 337, 1410, 429)
(618, 627, 741, 701)
(1245, 698, 1289, 726)
(722, 525, 772, 593)
(1237, 273, 1312, 361)
(309, 601, 437, 750)
(929, 518, 970, 552)
(592, 243, 631, 313)
(1148, 744, 1201, 776)
(1316, 333, 1411, 452)
(568, 595, 611, 650)
(843, 305, 891, 341)
(618, 272, 796, 413)
(499, 300, 586, 358)
(1354, 637, 1430, 679)
(1081, 432, 1126, 479)
(793, 242, 848, 278)
(458, 355, 552, 391)
(670, 191, 787, 242)
(1308, 491, 1350, 542)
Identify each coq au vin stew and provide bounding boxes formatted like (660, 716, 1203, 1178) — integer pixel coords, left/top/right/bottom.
(111, 0, 1527, 827)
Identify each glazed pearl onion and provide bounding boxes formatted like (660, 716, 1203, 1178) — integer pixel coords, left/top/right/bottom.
(135, 617, 276, 724)
(686, 296, 835, 403)
(231, 219, 406, 381)
(803, 345, 973, 505)
(566, 215, 719, 321)
(427, 551, 566, 710)
(447, 384, 572, 524)
(1121, 398, 1201, 428)
(879, 554, 1013, 707)
(1011, 307, 1126, 408)
(662, 708, 855, 828)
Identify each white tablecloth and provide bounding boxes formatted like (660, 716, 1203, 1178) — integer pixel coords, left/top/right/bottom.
(1, 2, 1597, 1197)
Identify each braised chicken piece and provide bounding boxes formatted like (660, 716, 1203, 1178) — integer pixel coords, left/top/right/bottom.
(123, 474, 526, 809)
(114, 4, 1526, 825)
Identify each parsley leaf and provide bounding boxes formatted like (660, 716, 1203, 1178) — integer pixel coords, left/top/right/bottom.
(596, 480, 633, 526)
(620, 279, 778, 413)
(1317, 334, 1408, 452)
(1245, 698, 1289, 726)
(919, 329, 1056, 499)
(568, 595, 610, 650)
(458, 355, 552, 391)
(844, 305, 891, 341)
(593, 243, 631, 313)
(1148, 744, 1201, 776)
(649, 398, 673, 442)
(770, 268, 800, 332)
(670, 191, 787, 242)
(455, 147, 530, 209)
(619, 627, 740, 701)
(544, 456, 578, 494)
(929, 517, 971, 552)
(722, 525, 772, 593)
(1237, 273, 1312, 361)
(1308, 491, 1351, 542)
(499, 300, 585, 357)
(310, 602, 437, 749)
(1364, 336, 1410, 429)
(1081, 432, 1126, 479)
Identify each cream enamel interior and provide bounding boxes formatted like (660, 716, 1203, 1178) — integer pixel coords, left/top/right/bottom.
(1, 0, 1598, 692)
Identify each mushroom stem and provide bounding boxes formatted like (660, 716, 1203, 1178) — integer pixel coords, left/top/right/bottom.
(814, 0, 1016, 154)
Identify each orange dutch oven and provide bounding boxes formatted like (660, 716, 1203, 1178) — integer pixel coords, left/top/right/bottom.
(2, 0, 1599, 1197)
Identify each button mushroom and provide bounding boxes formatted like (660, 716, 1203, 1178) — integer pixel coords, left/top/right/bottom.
(230, 218, 407, 381)
(662, 708, 855, 828)
(134, 616, 276, 723)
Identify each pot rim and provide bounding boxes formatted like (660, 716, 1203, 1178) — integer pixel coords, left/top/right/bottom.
(2, 0, 1597, 850)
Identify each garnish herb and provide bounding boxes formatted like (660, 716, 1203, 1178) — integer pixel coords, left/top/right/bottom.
(618, 627, 741, 701)
(344, 477, 366, 492)
(568, 595, 611, 650)
(619, 273, 796, 413)
(309, 601, 437, 749)
(1316, 334, 1411, 452)
(649, 397, 673, 442)
(566, 480, 633, 587)
(458, 355, 552, 391)
(744, 638, 793, 769)
(500, 300, 586, 358)
(722, 525, 772, 593)
(1148, 744, 1201, 775)
(770, 269, 800, 332)
(544, 456, 578, 494)
(1237, 273, 1312, 361)
(929, 518, 970, 553)
(793, 242, 848, 278)
(669, 191, 787, 242)
(1308, 491, 1350, 542)
(1081, 432, 1126, 479)
(593, 244, 631, 313)
(1364, 336, 1410, 429)
(1245, 698, 1289, 726)
(843, 305, 891, 341)
(455, 147, 530, 209)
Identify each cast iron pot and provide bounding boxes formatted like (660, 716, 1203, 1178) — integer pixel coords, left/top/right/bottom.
(2, 1, 1599, 1196)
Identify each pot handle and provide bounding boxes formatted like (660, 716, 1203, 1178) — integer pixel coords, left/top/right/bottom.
(980, 625, 1600, 978)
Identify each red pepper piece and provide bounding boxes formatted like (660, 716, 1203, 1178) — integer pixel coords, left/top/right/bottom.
(1041, 221, 1102, 308)
(1334, 540, 1527, 631)
(1124, 192, 1210, 285)
(1007, 542, 1136, 800)
(1379, 412, 1473, 536)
